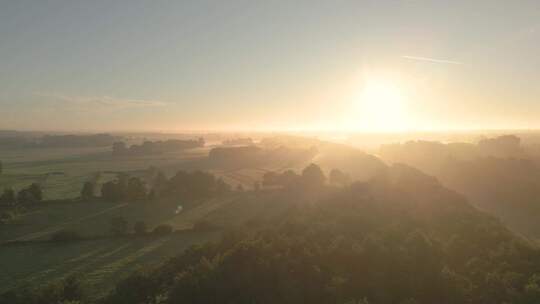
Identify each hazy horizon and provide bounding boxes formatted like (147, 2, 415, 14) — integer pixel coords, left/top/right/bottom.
(2, 1, 540, 132)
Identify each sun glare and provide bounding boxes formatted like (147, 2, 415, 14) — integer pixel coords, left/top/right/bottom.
(353, 80, 409, 132)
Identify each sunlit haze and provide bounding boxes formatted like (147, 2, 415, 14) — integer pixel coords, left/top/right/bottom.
(1, 1, 540, 132)
(5, 3, 540, 303)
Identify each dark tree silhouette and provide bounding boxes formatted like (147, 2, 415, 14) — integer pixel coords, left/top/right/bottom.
(0, 188, 15, 205)
(28, 183, 43, 201)
(301, 163, 326, 187)
(101, 177, 128, 202)
(329, 169, 351, 186)
(112, 141, 128, 156)
(152, 171, 168, 197)
(81, 181, 95, 201)
(16, 184, 43, 204)
(127, 177, 147, 201)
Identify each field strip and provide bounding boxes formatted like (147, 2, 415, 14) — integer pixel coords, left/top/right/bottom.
(164, 196, 238, 229)
(66, 247, 109, 263)
(83, 238, 171, 290)
(4, 203, 129, 243)
(213, 169, 259, 186)
(228, 171, 259, 182)
(224, 173, 253, 185)
(98, 243, 132, 259)
(0, 246, 115, 292)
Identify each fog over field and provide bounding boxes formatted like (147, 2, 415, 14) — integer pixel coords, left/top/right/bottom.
(2, 1, 540, 303)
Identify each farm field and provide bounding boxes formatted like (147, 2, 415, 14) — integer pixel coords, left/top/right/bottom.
(0, 146, 212, 200)
(0, 193, 249, 243)
(0, 231, 219, 300)
(0, 193, 244, 296)
(0, 138, 349, 300)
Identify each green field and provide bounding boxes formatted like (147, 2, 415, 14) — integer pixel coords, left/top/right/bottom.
(0, 145, 306, 298)
(0, 194, 235, 297)
(0, 146, 211, 200)
(0, 231, 219, 300)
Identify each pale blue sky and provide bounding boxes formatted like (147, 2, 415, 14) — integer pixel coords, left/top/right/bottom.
(1, 0, 539, 131)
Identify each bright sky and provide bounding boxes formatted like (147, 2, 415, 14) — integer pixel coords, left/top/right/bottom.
(1, 0, 539, 132)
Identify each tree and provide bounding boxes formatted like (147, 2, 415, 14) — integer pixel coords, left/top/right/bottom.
(28, 183, 43, 201)
(112, 141, 128, 156)
(127, 177, 147, 201)
(101, 177, 128, 202)
(101, 181, 117, 201)
(134, 221, 147, 235)
(17, 189, 37, 204)
(262, 170, 301, 189)
(301, 163, 326, 187)
(281, 170, 301, 186)
(62, 275, 83, 302)
(104, 271, 158, 304)
(152, 171, 168, 195)
(81, 181, 95, 201)
(329, 169, 351, 186)
(110, 216, 128, 236)
(0, 188, 16, 205)
(101, 181, 119, 202)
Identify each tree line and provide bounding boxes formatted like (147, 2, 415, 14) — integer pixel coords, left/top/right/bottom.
(0, 183, 42, 206)
(112, 138, 204, 156)
(80, 169, 231, 204)
(262, 164, 351, 190)
(100, 164, 540, 304)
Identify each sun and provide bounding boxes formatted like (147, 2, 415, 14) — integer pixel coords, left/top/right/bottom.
(353, 80, 409, 132)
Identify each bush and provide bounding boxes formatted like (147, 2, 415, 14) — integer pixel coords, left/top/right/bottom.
(152, 224, 173, 235)
(50, 229, 82, 242)
(0, 210, 16, 224)
(0, 275, 84, 303)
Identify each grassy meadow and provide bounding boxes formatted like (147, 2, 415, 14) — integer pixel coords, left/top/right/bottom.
(0, 143, 309, 296)
(0, 146, 210, 200)
(0, 231, 218, 300)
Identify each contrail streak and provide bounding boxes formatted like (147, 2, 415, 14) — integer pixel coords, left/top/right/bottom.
(402, 55, 463, 65)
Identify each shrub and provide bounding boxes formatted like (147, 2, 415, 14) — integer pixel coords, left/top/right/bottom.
(0, 210, 16, 224)
(152, 224, 173, 235)
(0, 275, 84, 303)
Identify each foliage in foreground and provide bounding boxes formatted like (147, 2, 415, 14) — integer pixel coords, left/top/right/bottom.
(103, 165, 540, 304)
(1, 276, 83, 304)
(7, 164, 540, 304)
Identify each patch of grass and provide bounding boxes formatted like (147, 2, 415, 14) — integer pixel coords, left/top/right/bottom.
(0, 231, 219, 299)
